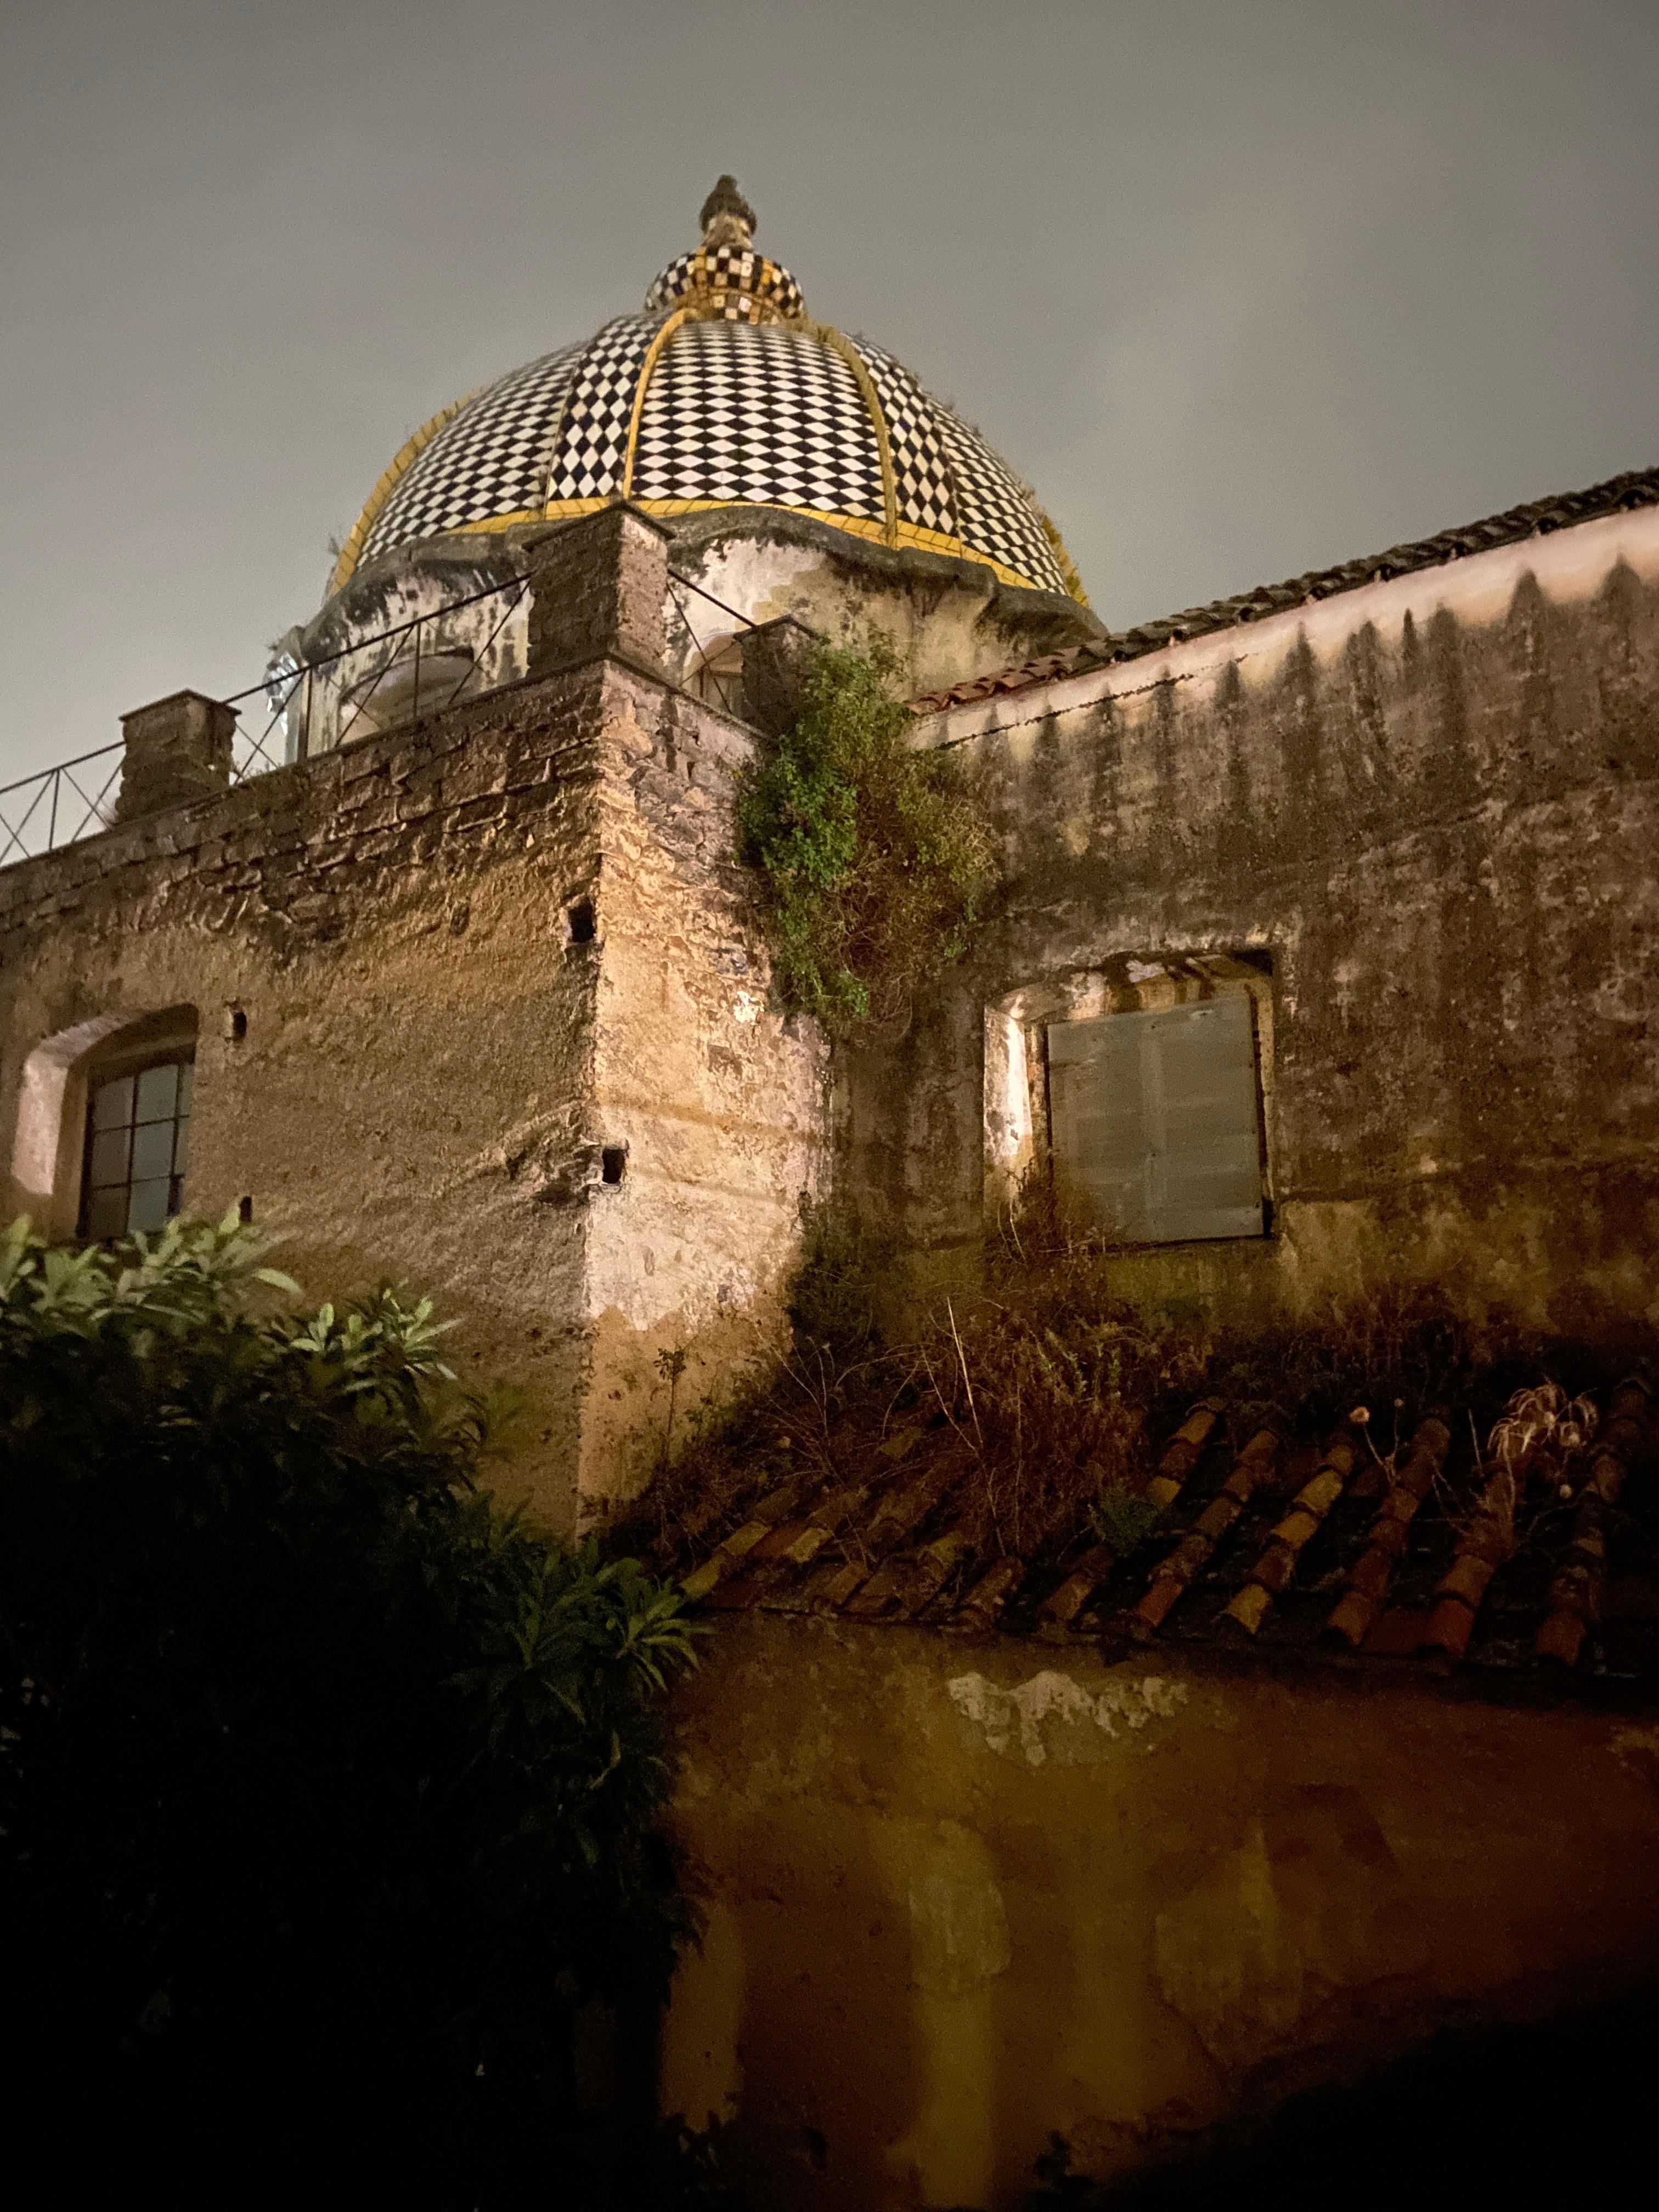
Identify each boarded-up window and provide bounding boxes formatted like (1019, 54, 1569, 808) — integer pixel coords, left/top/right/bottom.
(1048, 994, 1265, 1244)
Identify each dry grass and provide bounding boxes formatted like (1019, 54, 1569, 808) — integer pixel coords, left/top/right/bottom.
(617, 1188, 1633, 1575)
(1457, 1381, 1602, 1561)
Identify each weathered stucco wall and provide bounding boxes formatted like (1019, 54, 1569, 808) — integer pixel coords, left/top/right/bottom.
(663, 1612, 1659, 2210)
(850, 507, 1659, 1335)
(0, 521, 825, 1526)
(667, 512, 1101, 701)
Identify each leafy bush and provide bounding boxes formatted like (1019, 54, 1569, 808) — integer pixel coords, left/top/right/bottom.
(736, 637, 996, 1035)
(0, 1214, 702, 2207)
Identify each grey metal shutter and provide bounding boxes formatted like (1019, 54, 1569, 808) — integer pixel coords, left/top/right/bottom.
(1048, 995, 1265, 1243)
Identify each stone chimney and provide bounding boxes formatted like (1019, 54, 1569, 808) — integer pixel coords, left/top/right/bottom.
(526, 504, 670, 679)
(115, 691, 236, 822)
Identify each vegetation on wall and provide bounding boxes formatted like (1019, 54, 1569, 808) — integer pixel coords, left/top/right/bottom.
(0, 1214, 707, 2208)
(736, 638, 996, 1036)
(619, 1173, 1623, 1602)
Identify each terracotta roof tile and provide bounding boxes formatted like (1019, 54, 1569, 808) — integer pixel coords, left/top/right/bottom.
(1040, 1397, 1224, 1626)
(662, 1374, 1659, 1702)
(907, 467, 1659, 718)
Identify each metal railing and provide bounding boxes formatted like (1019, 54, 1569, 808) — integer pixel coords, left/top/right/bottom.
(0, 743, 126, 867)
(224, 569, 537, 783)
(0, 562, 759, 870)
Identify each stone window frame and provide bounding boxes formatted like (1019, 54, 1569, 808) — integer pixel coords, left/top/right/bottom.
(12, 1005, 199, 1239)
(984, 953, 1276, 1245)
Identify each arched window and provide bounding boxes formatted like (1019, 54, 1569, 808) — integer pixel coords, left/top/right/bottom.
(686, 634, 744, 715)
(337, 645, 477, 743)
(12, 1006, 200, 1240)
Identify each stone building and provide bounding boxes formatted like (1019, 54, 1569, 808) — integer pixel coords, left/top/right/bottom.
(4, 180, 1659, 2205)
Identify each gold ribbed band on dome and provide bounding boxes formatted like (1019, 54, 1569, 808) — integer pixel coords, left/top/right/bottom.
(1037, 508, 1087, 604)
(328, 489, 1066, 599)
(619, 307, 692, 502)
(327, 388, 479, 598)
(809, 324, 900, 549)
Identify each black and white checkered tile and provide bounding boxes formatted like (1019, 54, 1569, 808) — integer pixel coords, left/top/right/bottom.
(935, 409, 1065, 595)
(359, 339, 586, 562)
(545, 315, 661, 503)
(631, 323, 884, 519)
(352, 302, 1068, 597)
(849, 339, 958, 541)
(645, 247, 805, 323)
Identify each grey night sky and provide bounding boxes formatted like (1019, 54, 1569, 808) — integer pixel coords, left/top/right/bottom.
(3, 0, 1657, 785)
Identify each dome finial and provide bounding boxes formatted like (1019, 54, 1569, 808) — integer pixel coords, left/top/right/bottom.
(699, 174, 755, 251)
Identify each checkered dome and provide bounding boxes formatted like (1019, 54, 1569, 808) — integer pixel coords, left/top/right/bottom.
(339, 280, 1074, 600)
(357, 337, 589, 565)
(633, 323, 884, 520)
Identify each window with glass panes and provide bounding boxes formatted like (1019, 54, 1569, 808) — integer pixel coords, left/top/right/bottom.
(80, 1054, 194, 1239)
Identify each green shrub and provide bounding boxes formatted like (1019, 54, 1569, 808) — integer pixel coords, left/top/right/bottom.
(1090, 1482, 1167, 1555)
(736, 637, 996, 1035)
(0, 1214, 701, 2207)
(786, 1192, 898, 1364)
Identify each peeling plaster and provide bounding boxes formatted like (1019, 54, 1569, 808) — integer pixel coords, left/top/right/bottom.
(949, 1668, 1187, 1767)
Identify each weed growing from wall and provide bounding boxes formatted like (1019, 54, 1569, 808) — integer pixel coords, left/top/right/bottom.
(736, 639, 996, 1035)
(785, 1192, 898, 1365)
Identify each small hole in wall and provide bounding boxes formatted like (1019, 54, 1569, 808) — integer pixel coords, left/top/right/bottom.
(225, 1005, 247, 1042)
(238, 1195, 253, 1224)
(567, 897, 597, 944)
(601, 1147, 627, 1186)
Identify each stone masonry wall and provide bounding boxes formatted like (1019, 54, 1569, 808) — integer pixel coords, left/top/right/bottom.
(847, 508, 1659, 1337)
(0, 639, 823, 1524)
(579, 667, 827, 1516)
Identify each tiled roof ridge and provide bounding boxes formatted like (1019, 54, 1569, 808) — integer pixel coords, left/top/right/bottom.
(906, 464, 1659, 715)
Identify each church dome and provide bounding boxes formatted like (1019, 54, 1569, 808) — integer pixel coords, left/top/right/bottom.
(328, 179, 1085, 606)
